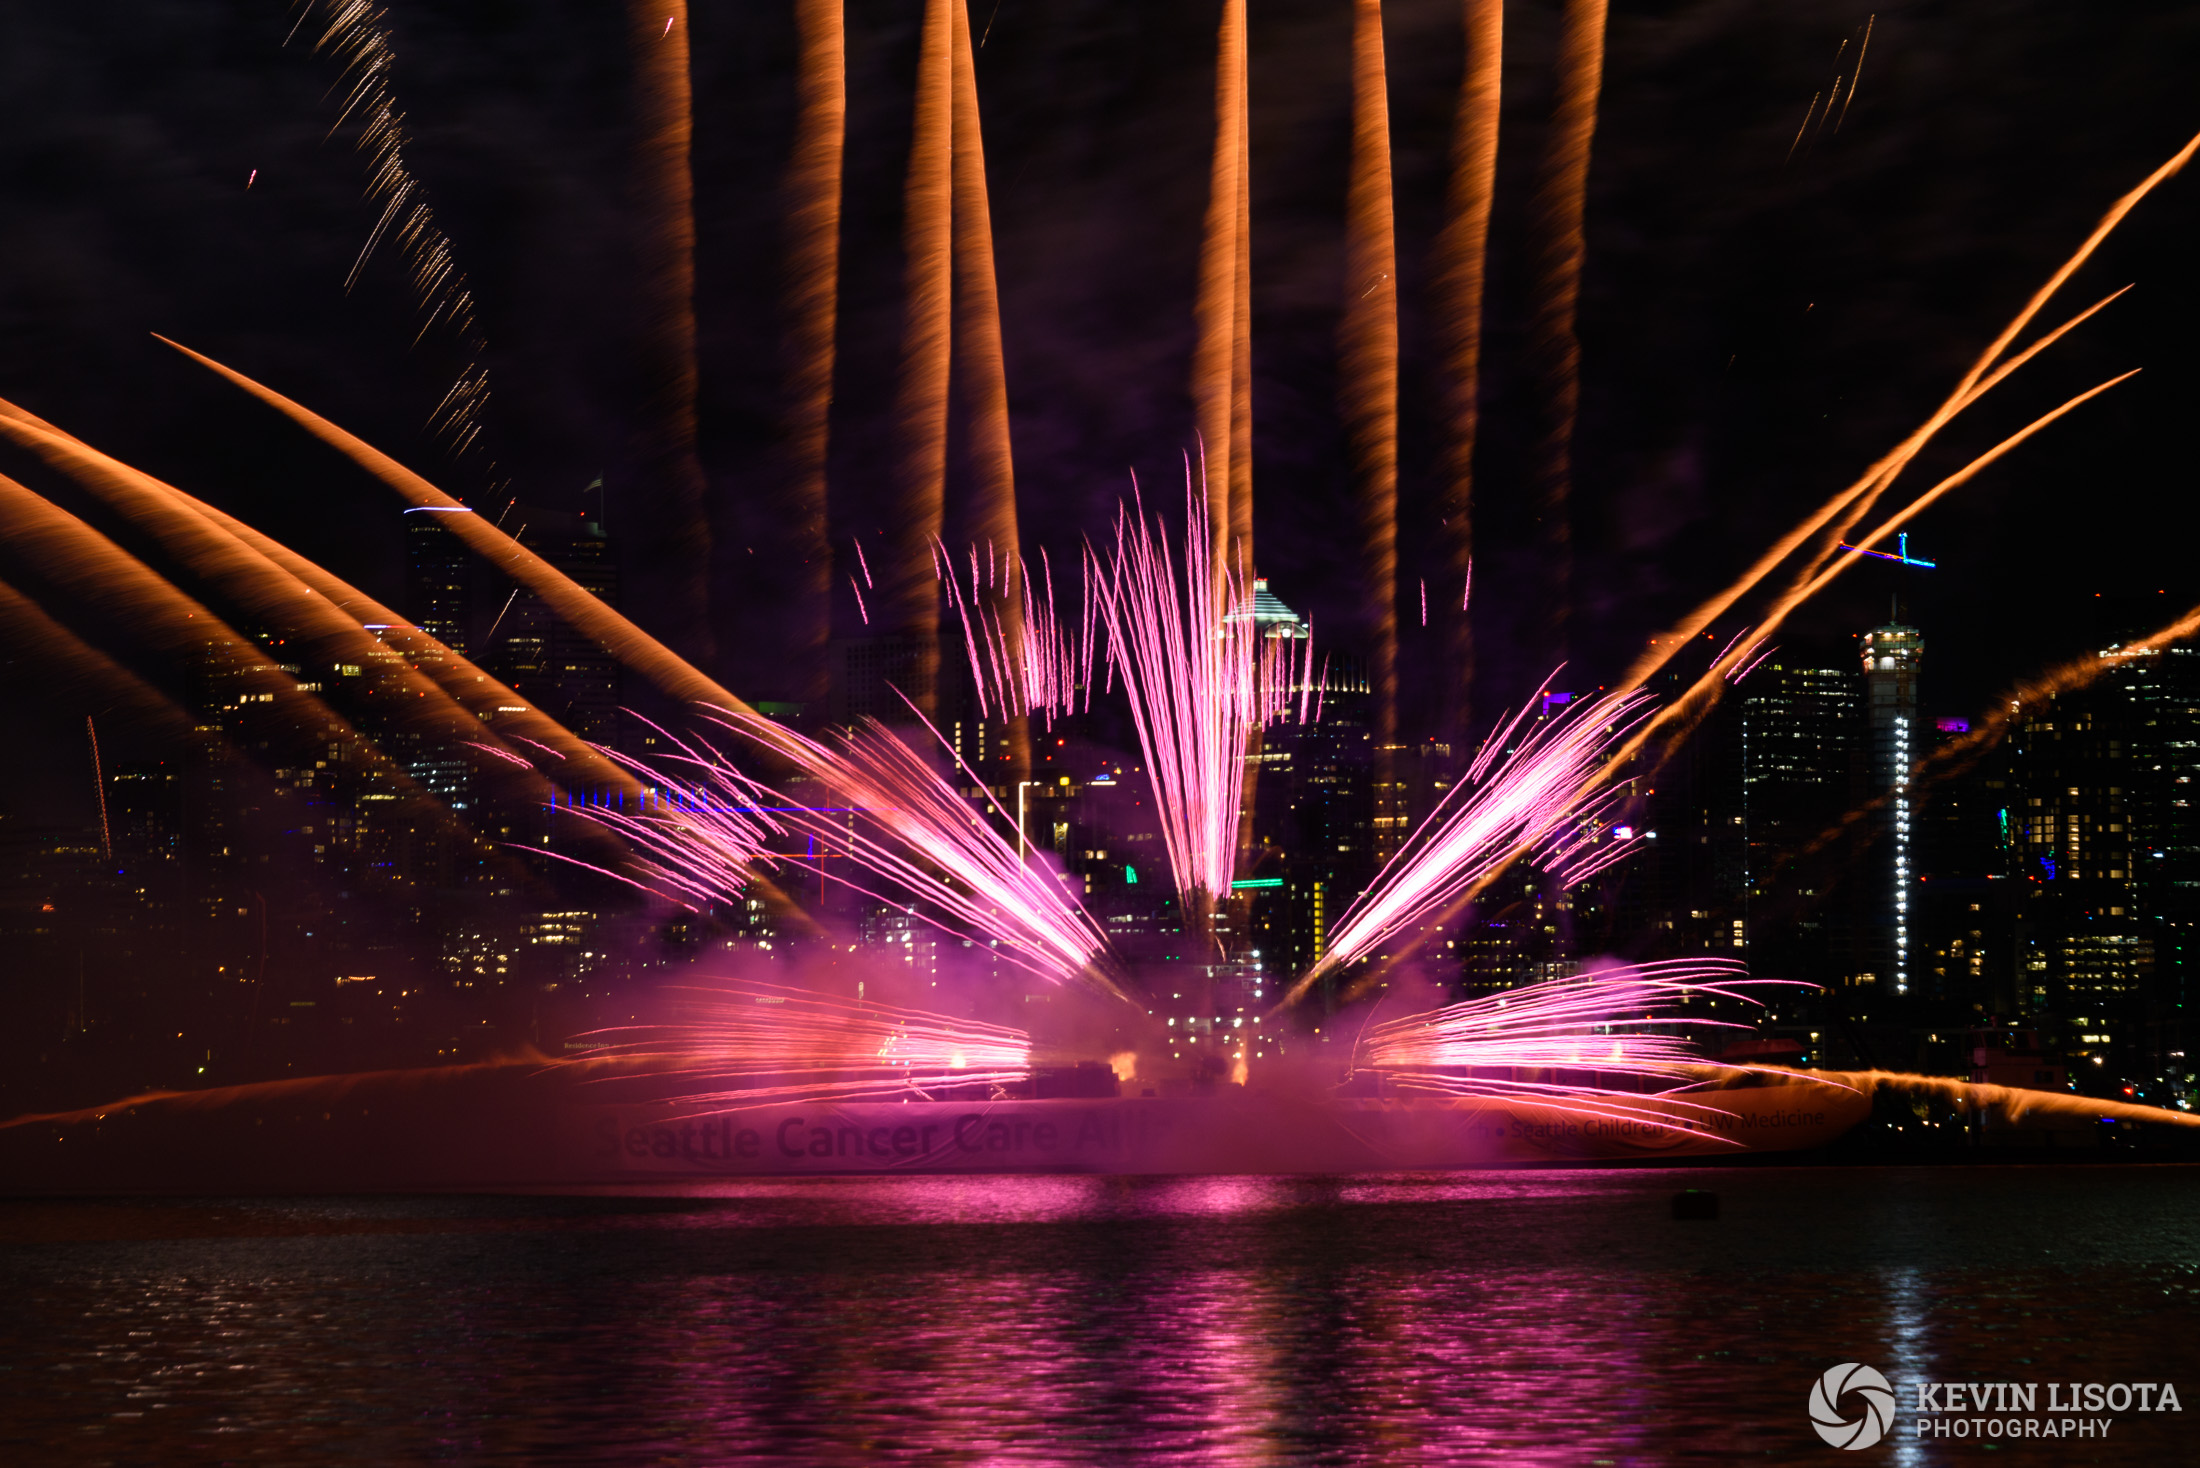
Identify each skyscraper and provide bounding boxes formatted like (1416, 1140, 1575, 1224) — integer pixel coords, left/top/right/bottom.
(1861, 613, 1924, 993)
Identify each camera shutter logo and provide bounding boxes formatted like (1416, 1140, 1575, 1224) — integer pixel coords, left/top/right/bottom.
(1810, 1363, 1897, 1449)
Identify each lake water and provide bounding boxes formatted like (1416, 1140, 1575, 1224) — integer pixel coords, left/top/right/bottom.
(2, 1166, 2195, 1464)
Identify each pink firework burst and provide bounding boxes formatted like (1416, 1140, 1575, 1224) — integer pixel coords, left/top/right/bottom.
(1302, 689, 1651, 985)
(1094, 476, 1317, 917)
(1355, 959, 1825, 1132)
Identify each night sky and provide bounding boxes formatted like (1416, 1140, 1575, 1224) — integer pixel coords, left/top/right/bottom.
(3, 0, 2197, 822)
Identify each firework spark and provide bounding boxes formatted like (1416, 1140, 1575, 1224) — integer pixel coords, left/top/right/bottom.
(1361, 959, 1778, 1078)
(941, 544, 1096, 725)
(575, 977, 1033, 1114)
(1354, 960, 1821, 1136)
(298, 0, 491, 456)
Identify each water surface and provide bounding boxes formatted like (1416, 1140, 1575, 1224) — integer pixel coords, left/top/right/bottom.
(2, 1166, 2195, 1463)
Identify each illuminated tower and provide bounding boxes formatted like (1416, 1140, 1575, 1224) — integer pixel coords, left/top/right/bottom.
(1861, 612, 1923, 994)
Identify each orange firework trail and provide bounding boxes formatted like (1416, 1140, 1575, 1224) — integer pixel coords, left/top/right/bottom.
(885, 0, 956, 716)
(158, 339, 778, 743)
(1526, 0, 1607, 658)
(781, 0, 845, 706)
(1435, 0, 1503, 743)
(1617, 127, 2200, 703)
(0, 576, 201, 746)
(1801, 1070, 2199, 1132)
(0, 472, 492, 864)
(296, 0, 491, 457)
(1342, 0, 1400, 764)
(1626, 368, 2138, 770)
(625, 0, 712, 664)
(153, 338, 825, 926)
(1192, 0, 1251, 583)
(0, 408, 574, 811)
(950, 0, 1031, 782)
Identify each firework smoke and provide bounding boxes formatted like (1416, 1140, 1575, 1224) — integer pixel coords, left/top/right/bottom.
(297, 0, 491, 457)
(1526, 0, 1607, 660)
(625, 0, 712, 664)
(1434, 0, 1502, 744)
(1343, 0, 1401, 776)
(576, 977, 1033, 1114)
(779, 0, 846, 705)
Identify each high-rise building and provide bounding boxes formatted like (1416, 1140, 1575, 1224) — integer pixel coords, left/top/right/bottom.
(405, 513, 471, 652)
(1861, 613, 1924, 993)
(1734, 657, 1862, 984)
(2005, 679, 2151, 1076)
(486, 505, 621, 747)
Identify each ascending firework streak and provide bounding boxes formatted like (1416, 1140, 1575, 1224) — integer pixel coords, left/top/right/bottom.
(1435, 0, 1503, 743)
(950, 0, 1031, 782)
(575, 978, 1032, 1113)
(1527, 0, 1608, 659)
(1193, 0, 1253, 582)
(1616, 128, 2200, 706)
(884, 0, 956, 717)
(625, 0, 712, 663)
(939, 544, 1096, 725)
(779, 0, 846, 705)
(1342, 0, 1401, 765)
(297, 0, 491, 456)
(1097, 485, 1318, 934)
(1283, 688, 1650, 1001)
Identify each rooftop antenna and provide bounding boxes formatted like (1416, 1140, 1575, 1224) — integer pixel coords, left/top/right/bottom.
(1837, 531, 1936, 568)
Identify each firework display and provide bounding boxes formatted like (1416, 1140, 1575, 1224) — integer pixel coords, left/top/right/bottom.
(6, 6, 2200, 1179)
